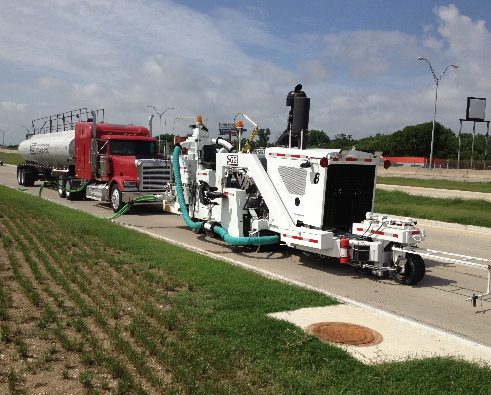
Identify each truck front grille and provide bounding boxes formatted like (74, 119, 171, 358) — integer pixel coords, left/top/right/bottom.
(137, 160, 172, 191)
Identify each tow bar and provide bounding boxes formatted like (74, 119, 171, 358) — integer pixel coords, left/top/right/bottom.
(392, 246, 491, 307)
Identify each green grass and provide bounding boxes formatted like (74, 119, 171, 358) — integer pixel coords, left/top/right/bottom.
(375, 189, 491, 228)
(1, 185, 491, 394)
(378, 176, 491, 193)
(0, 150, 22, 165)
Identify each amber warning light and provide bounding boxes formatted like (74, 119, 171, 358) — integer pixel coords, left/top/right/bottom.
(236, 120, 244, 128)
(196, 115, 203, 124)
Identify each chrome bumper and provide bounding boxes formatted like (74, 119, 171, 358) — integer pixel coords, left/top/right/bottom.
(121, 191, 164, 203)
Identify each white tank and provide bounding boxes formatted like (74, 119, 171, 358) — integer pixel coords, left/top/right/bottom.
(18, 130, 75, 168)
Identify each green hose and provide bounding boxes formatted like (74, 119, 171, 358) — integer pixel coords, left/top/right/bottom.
(38, 180, 158, 220)
(172, 145, 279, 246)
(108, 194, 159, 220)
(212, 225, 279, 246)
(172, 145, 204, 230)
(38, 180, 87, 197)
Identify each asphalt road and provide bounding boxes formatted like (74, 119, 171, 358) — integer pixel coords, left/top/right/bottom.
(1, 164, 490, 346)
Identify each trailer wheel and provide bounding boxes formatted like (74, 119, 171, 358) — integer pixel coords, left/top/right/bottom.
(24, 171, 35, 187)
(110, 185, 123, 213)
(17, 168, 23, 185)
(390, 253, 425, 285)
(58, 176, 66, 198)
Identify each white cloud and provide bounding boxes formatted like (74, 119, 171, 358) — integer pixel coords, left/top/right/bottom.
(322, 30, 420, 77)
(1, 101, 27, 112)
(0, 2, 490, 145)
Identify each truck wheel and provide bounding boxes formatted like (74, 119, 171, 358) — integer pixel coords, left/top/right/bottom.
(66, 179, 77, 201)
(110, 185, 124, 213)
(58, 176, 67, 198)
(390, 253, 425, 285)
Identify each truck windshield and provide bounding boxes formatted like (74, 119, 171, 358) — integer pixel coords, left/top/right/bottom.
(109, 140, 157, 155)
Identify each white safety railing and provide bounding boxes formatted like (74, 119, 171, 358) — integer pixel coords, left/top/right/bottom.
(393, 246, 491, 306)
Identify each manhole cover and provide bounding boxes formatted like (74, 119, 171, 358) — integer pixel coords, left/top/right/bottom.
(306, 322, 383, 346)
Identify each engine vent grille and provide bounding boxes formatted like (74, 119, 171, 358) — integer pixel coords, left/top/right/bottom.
(278, 166, 307, 196)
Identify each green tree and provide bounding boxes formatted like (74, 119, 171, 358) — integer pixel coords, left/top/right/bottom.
(326, 133, 354, 150)
(256, 128, 271, 148)
(356, 133, 391, 154)
(307, 129, 330, 148)
(387, 122, 457, 158)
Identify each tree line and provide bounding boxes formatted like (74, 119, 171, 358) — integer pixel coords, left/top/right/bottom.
(307, 122, 489, 160)
(156, 122, 488, 160)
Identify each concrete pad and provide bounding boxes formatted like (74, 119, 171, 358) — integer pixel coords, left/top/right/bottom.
(270, 305, 491, 366)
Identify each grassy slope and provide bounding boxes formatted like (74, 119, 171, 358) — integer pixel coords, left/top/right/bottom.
(0, 151, 22, 165)
(378, 176, 491, 193)
(375, 189, 491, 228)
(0, 185, 490, 394)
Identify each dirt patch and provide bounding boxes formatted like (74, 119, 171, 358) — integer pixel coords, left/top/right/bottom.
(0, 209, 179, 394)
(0, 235, 86, 394)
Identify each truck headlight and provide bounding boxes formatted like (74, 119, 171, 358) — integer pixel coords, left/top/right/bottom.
(123, 181, 137, 188)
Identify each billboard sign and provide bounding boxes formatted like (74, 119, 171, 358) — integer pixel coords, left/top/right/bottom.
(466, 97, 486, 121)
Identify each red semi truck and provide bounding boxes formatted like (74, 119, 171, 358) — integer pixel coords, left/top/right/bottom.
(17, 109, 171, 212)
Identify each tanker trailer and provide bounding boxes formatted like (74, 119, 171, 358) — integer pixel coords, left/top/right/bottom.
(17, 129, 75, 187)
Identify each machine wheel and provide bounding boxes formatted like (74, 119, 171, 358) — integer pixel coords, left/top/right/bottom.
(58, 176, 67, 198)
(390, 253, 425, 285)
(110, 184, 124, 213)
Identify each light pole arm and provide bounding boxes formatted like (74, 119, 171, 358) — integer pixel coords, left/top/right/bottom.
(419, 57, 438, 84)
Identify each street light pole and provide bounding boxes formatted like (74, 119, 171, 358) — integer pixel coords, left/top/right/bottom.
(0, 129, 6, 147)
(146, 106, 175, 133)
(418, 57, 458, 169)
(146, 106, 175, 154)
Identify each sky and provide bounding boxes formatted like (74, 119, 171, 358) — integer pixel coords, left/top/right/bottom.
(1, 0, 490, 145)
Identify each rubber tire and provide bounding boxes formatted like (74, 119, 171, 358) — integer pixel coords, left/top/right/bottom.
(58, 176, 67, 198)
(110, 184, 124, 213)
(390, 253, 425, 285)
(24, 171, 35, 187)
(17, 168, 23, 185)
(66, 179, 77, 201)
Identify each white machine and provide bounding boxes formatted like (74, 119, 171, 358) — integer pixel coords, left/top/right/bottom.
(166, 86, 430, 285)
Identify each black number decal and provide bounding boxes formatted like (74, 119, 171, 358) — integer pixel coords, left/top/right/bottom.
(313, 173, 320, 184)
(227, 155, 238, 166)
